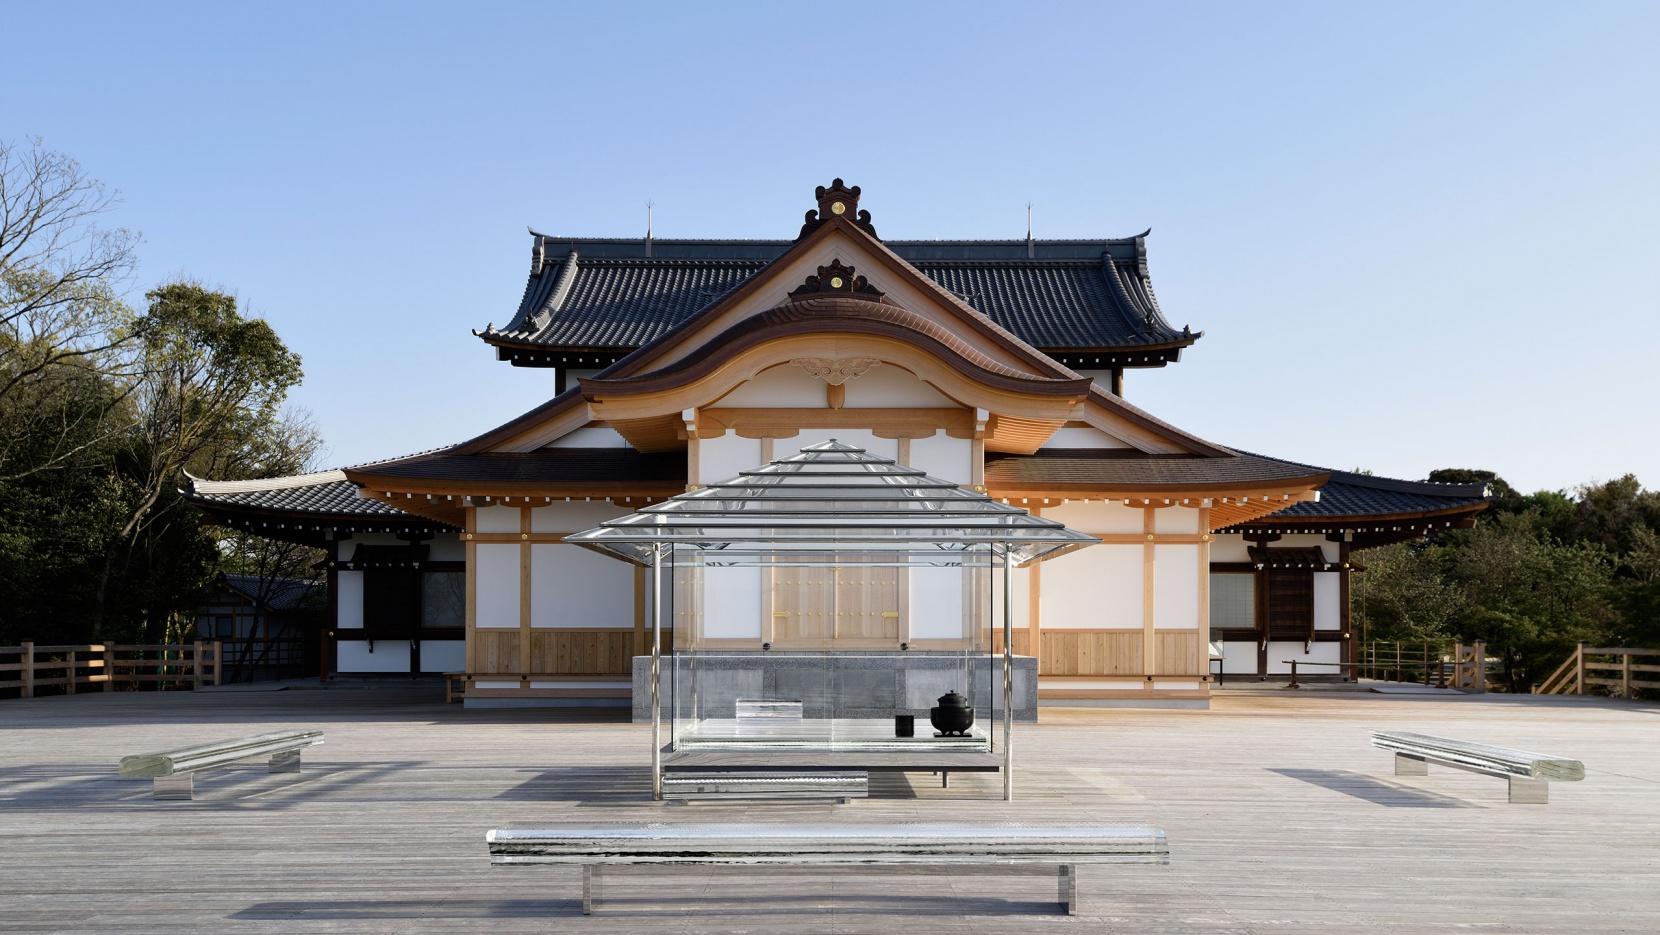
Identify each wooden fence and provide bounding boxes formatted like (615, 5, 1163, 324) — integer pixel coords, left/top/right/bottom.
(1534, 642, 1660, 698)
(0, 642, 222, 698)
(1357, 640, 1490, 690)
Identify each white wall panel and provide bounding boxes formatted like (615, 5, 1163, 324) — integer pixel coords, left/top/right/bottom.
(530, 543, 633, 628)
(841, 365, 957, 407)
(1043, 501, 1144, 534)
(699, 435, 763, 486)
(711, 364, 826, 408)
(419, 641, 465, 672)
(336, 571, 364, 629)
(780, 429, 897, 461)
(337, 640, 409, 673)
(1209, 535, 1252, 562)
(475, 506, 520, 534)
(474, 544, 520, 628)
(907, 433, 973, 484)
(1220, 641, 1259, 675)
(545, 426, 630, 448)
(1040, 426, 1131, 449)
(531, 501, 629, 533)
(990, 565, 1030, 630)
(1153, 545, 1200, 629)
(1267, 639, 1342, 674)
(909, 565, 965, 639)
(701, 566, 761, 638)
(1314, 572, 1342, 630)
(1154, 508, 1202, 535)
(1042, 545, 1142, 629)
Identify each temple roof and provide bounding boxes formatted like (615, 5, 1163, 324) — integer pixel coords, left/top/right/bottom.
(478, 236, 1198, 368)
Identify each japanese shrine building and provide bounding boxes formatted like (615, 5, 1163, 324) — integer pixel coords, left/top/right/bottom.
(187, 180, 1489, 707)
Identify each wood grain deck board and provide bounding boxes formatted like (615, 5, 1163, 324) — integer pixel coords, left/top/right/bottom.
(0, 686, 1656, 931)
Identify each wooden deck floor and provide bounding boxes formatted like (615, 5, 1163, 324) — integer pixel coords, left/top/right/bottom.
(2, 684, 1657, 932)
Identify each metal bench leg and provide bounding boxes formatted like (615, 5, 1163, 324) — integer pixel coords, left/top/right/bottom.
(1509, 777, 1549, 804)
(1394, 753, 1428, 776)
(1058, 864, 1076, 915)
(941, 771, 950, 788)
(268, 750, 302, 773)
(153, 773, 194, 801)
(582, 864, 603, 914)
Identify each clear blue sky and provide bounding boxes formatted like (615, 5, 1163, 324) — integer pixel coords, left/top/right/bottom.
(5, 1, 1656, 493)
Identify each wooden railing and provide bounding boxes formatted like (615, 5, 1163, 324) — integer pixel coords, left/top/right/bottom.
(0, 642, 222, 698)
(1357, 640, 1490, 691)
(1535, 642, 1660, 698)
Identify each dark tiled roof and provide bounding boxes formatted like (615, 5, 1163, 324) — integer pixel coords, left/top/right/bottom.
(482, 237, 1196, 359)
(1219, 452, 1490, 522)
(185, 471, 412, 518)
(350, 449, 687, 486)
(982, 450, 1327, 489)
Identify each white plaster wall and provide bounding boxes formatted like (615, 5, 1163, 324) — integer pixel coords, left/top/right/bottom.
(909, 564, 965, 639)
(1267, 639, 1341, 674)
(1314, 572, 1342, 631)
(531, 501, 629, 533)
(474, 543, 520, 628)
(338, 640, 409, 672)
(990, 565, 1031, 630)
(1040, 426, 1131, 449)
(420, 641, 465, 672)
(907, 432, 973, 484)
(1041, 545, 1142, 629)
(1209, 535, 1253, 563)
(1153, 544, 1201, 629)
(475, 506, 520, 534)
(429, 537, 464, 562)
(701, 566, 761, 639)
(699, 434, 763, 486)
(545, 426, 630, 448)
(1043, 501, 1144, 535)
(1220, 641, 1259, 675)
(336, 571, 364, 629)
(711, 364, 827, 408)
(840, 365, 957, 408)
(1154, 508, 1202, 535)
(780, 428, 898, 461)
(530, 543, 633, 628)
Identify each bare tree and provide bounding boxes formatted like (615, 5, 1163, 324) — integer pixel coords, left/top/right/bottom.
(0, 138, 141, 479)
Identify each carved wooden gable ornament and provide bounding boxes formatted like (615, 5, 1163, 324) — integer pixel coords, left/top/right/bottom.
(787, 258, 885, 300)
(796, 177, 880, 240)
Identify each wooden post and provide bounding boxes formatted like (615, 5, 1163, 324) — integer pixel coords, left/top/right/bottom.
(103, 644, 115, 691)
(1473, 640, 1486, 693)
(65, 649, 77, 695)
(1576, 640, 1588, 695)
(1393, 641, 1401, 684)
(213, 640, 223, 687)
(20, 641, 33, 698)
(193, 640, 204, 689)
(1622, 651, 1632, 699)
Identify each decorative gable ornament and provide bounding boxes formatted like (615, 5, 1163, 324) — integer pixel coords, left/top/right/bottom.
(796, 177, 879, 240)
(787, 259, 884, 300)
(790, 357, 882, 385)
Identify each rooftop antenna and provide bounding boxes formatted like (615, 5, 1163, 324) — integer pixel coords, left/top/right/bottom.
(1025, 201, 1034, 258)
(645, 200, 654, 257)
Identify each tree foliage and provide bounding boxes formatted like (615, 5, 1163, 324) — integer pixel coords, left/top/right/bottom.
(0, 140, 320, 647)
(1358, 469, 1660, 694)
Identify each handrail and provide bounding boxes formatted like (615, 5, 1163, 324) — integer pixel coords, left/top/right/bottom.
(1534, 642, 1660, 698)
(0, 641, 224, 698)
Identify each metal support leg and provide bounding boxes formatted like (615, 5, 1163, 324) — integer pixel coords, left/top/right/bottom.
(582, 864, 603, 914)
(268, 750, 302, 773)
(153, 773, 194, 800)
(941, 771, 949, 788)
(1509, 776, 1549, 804)
(1058, 864, 1076, 915)
(1394, 753, 1428, 776)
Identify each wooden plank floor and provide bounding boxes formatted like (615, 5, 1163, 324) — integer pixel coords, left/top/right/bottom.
(2, 684, 1657, 932)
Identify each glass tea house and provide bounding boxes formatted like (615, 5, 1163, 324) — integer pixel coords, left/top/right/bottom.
(566, 440, 1098, 799)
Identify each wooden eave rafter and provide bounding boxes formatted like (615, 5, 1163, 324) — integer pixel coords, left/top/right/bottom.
(983, 481, 1327, 532)
(348, 479, 685, 528)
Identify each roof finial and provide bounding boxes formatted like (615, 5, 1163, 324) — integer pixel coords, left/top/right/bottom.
(1026, 201, 1034, 258)
(645, 200, 653, 257)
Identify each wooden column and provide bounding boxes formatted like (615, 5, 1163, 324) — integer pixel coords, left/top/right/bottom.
(21, 641, 32, 698)
(193, 640, 205, 688)
(65, 649, 77, 695)
(213, 640, 223, 687)
(633, 565, 647, 657)
(102, 644, 115, 692)
(1142, 508, 1156, 680)
(519, 507, 533, 676)
(1575, 640, 1587, 695)
(1197, 508, 1211, 683)
(1028, 506, 1041, 669)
